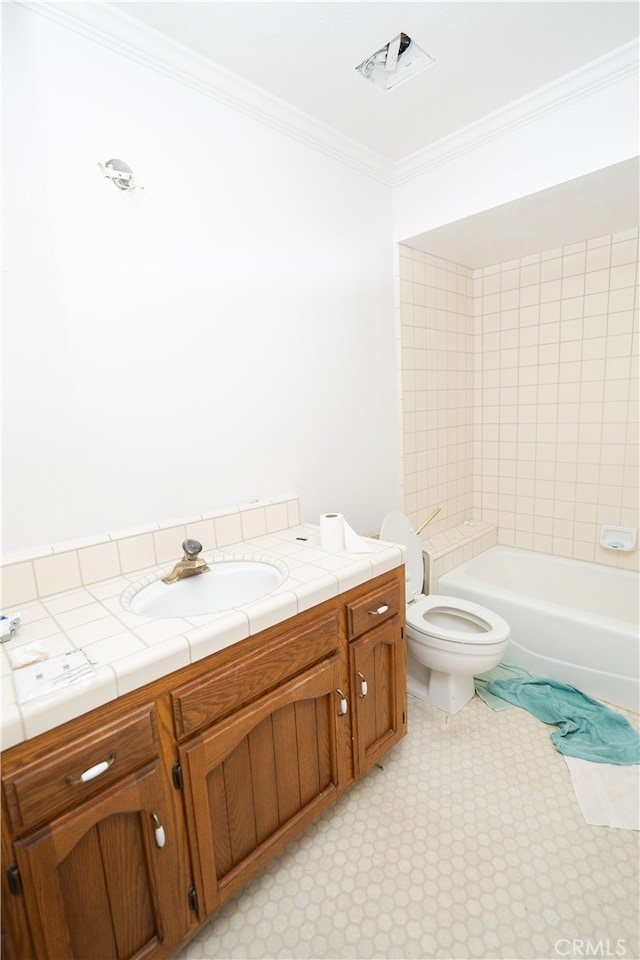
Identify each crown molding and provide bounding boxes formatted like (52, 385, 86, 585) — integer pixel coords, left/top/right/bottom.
(16, 0, 395, 185)
(392, 39, 639, 187)
(15, 3, 638, 190)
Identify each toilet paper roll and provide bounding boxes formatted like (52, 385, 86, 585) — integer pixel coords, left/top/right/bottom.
(320, 513, 345, 552)
(343, 521, 375, 553)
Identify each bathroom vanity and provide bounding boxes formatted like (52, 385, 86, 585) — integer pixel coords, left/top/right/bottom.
(1, 552, 406, 959)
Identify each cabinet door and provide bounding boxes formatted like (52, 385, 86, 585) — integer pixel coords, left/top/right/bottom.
(179, 655, 349, 916)
(2, 826, 34, 960)
(12, 763, 194, 960)
(350, 617, 407, 776)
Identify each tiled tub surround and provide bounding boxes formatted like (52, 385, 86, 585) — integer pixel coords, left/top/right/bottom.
(396, 250, 475, 540)
(422, 518, 497, 593)
(397, 228, 639, 571)
(1, 496, 406, 749)
(474, 229, 639, 570)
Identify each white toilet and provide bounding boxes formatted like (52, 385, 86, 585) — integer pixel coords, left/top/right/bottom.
(380, 511, 510, 714)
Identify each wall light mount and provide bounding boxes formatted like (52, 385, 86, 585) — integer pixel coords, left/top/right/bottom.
(98, 158, 143, 191)
(356, 32, 434, 90)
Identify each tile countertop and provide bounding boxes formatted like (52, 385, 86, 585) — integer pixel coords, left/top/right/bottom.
(1, 525, 406, 749)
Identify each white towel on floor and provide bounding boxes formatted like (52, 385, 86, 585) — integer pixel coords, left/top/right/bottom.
(564, 756, 640, 830)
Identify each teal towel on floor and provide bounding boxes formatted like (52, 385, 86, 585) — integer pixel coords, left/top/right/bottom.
(475, 663, 532, 710)
(487, 677, 640, 765)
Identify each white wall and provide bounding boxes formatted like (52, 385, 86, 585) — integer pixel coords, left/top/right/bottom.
(2, 4, 399, 554)
(393, 52, 639, 244)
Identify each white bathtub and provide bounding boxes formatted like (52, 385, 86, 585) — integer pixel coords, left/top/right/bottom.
(438, 546, 640, 713)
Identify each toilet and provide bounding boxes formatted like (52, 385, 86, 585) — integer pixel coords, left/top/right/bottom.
(380, 511, 510, 714)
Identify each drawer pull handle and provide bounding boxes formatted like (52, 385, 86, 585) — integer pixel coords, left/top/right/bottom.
(357, 672, 368, 699)
(66, 751, 116, 785)
(336, 689, 348, 716)
(151, 812, 166, 848)
(368, 604, 389, 616)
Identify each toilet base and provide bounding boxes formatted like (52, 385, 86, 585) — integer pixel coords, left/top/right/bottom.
(407, 658, 476, 714)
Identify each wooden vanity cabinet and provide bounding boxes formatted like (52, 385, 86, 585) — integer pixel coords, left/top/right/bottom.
(1, 567, 406, 960)
(346, 579, 407, 776)
(170, 606, 352, 916)
(1, 827, 34, 960)
(11, 762, 187, 960)
(177, 653, 349, 915)
(1, 704, 196, 960)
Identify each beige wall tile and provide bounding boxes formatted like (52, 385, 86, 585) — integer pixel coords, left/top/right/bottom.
(78, 542, 121, 585)
(400, 228, 638, 569)
(184, 518, 216, 551)
(214, 512, 242, 546)
(153, 526, 186, 564)
(33, 552, 82, 597)
(1, 562, 38, 608)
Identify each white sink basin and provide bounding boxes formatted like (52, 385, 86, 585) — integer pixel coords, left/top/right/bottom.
(130, 560, 284, 618)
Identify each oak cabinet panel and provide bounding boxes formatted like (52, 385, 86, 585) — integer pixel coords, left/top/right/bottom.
(346, 580, 401, 639)
(179, 655, 348, 916)
(350, 617, 407, 777)
(172, 612, 339, 738)
(11, 763, 193, 960)
(3, 704, 159, 837)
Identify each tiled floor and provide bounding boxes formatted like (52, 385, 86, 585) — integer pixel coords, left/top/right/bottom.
(178, 693, 640, 960)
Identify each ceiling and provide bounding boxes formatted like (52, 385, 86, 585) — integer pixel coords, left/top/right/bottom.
(110, 1, 639, 263)
(113, 2, 638, 162)
(407, 157, 640, 267)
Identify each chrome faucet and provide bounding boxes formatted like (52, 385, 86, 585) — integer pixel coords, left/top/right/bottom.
(163, 539, 210, 584)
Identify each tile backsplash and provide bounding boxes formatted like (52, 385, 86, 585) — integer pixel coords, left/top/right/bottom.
(398, 228, 639, 571)
(1, 495, 301, 608)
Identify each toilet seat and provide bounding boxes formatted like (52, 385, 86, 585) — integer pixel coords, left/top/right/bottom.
(407, 594, 510, 646)
(381, 511, 511, 714)
(380, 510, 510, 646)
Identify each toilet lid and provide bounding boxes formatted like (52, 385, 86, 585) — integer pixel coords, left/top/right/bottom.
(407, 594, 510, 645)
(380, 510, 424, 600)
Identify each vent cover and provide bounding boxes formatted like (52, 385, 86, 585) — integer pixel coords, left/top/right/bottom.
(355, 32, 434, 90)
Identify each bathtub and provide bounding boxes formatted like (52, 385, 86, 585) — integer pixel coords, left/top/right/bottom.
(438, 546, 640, 713)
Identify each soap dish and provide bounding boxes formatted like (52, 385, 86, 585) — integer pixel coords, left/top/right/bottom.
(600, 525, 637, 552)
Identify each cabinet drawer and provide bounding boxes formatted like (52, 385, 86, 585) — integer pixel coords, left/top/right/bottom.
(346, 580, 401, 639)
(172, 611, 340, 738)
(2, 704, 159, 836)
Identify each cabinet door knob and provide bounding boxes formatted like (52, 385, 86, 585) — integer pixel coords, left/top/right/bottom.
(6, 864, 22, 896)
(357, 672, 368, 699)
(151, 812, 166, 848)
(368, 604, 389, 616)
(336, 689, 348, 716)
(65, 751, 116, 785)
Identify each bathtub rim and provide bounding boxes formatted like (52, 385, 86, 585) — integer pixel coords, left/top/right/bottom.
(437, 544, 639, 713)
(436, 544, 639, 629)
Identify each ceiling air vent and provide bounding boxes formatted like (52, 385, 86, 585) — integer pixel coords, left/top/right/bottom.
(356, 32, 434, 90)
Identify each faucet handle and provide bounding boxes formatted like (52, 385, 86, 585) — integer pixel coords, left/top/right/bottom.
(182, 539, 203, 560)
